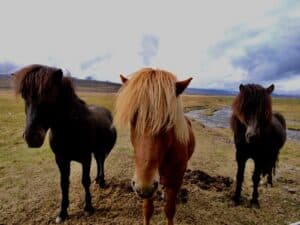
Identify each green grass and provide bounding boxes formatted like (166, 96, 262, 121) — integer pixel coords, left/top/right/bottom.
(0, 91, 299, 225)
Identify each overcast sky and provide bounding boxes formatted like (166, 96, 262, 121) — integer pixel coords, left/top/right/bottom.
(0, 0, 300, 94)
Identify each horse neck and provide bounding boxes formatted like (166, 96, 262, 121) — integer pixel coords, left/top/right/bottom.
(50, 92, 88, 127)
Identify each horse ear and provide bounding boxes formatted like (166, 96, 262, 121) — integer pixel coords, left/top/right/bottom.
(120, 74, 128, 84)
(176, 77, 193, 96)
(266, 84, 274, 94)
(53, 69, 63, 83)
(239, 84, 245, 92)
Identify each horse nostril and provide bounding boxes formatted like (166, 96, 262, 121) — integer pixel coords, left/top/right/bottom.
(131, 180, 136, 190)
(246, 133, 253, 140)
(246, 132, 256, 143)
(153, 181, 158, 189)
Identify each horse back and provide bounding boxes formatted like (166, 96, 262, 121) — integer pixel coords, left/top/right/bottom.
(88, 105, 117, 152)
(271, 112, 286, 148)
(273, 112, 286, 130)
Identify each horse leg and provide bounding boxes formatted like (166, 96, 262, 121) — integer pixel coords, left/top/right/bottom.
(143, 198, 154, 225)
(250, 164, 261, 208)
(164, 187, 179, 225)
(95, 153, 106, 188)
(55, 158, 70, 223)
(81, 158, 94, 215)
(266, 171, 273, 187)
(232, 157, 246, 205)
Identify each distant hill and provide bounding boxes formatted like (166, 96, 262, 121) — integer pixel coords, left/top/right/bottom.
(0, 74, 121, 93)
(70, 77, 121, 92)
(185, 88, 236, 96)
(0, 74, 299, 97)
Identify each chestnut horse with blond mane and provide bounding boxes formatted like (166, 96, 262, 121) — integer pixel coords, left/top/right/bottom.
(114, 68, 195, 225)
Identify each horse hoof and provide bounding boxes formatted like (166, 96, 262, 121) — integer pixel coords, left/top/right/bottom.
(264, 182, 273, 188)
(230, 196, 241, 206)
(84, 211, 93, 217)
(84, 205, 95, 217)
(55, 216, 63, 224)
(250, 201, 260, 209)
(84, 209, 94, 217)
(55, 212, 68, 224)
(99, 181, 106, 188)
(228, 201, 237, 207)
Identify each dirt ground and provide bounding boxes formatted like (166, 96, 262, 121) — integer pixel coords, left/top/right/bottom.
(1, 123, 299, 225)
(0, 93, 299, 225)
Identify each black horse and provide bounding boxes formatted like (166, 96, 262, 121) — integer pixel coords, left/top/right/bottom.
(230, 84, 286, 208)
(12, 64, 117, 223)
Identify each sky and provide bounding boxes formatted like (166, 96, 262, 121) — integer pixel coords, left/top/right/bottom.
(0, 0, 300, 95)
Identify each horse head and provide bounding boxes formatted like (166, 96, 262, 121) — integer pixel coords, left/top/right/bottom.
(116, 68, 192, 199)
(12, 64, 63, 147)
(235, 83, 274, 143)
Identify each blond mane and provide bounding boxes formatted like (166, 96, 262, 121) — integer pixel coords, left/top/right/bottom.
(114, 68, 189, 143)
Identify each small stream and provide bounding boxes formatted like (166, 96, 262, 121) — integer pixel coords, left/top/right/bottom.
(186, 107, 300, 142)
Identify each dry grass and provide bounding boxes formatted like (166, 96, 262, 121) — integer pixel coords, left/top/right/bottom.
(0, 91, 299, 225)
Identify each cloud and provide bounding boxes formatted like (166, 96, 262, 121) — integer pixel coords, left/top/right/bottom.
(80, 54, 111, 71)
(232, 18, 300, 82)
(275, 75, 300, 95)
(139, 35, 160, 66)
(0, 62, 19, 74)
(0, 0, 300, 94)
(210, 12, 300, 84)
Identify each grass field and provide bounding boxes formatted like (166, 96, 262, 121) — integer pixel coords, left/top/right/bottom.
(0, 91, 299, 225)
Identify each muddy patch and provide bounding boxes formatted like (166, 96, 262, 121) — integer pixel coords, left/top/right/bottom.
(103, 179, 133, 193)
(104, 179, 190, 204)
(184, 169, 233, 192)
(103, 171, 233, 205)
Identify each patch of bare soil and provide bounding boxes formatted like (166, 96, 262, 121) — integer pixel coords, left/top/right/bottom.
(183, 169, 233, 192)
(51, 178, 141, 225)
(52, 170, 233, 224)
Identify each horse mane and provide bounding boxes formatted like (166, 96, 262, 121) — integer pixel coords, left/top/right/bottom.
(114, 68, 189, 144)
(232, 84, 272, 124)
(12, 64, 76, 101)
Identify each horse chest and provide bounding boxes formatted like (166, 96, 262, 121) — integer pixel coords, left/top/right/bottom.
(49, 125, 96, 155)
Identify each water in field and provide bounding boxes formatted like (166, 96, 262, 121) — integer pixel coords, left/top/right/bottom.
(186, 108, 300, 142)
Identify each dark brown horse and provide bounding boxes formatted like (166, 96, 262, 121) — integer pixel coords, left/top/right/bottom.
(230, 84, 286, 208)
(114, 68, 195, 225)
(12, 64, 117, 223)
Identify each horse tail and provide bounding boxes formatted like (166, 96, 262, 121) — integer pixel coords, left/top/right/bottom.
(273, 112, 286, 129)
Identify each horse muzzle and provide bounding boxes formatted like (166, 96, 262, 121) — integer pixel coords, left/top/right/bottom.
(131, 180, 159, 199)
(23, 129, 46, 148)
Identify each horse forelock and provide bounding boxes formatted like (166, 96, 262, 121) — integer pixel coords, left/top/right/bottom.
(13, 64, 62, 101)
(114, 68, 190, 144)
(232, 84, 272, 124)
